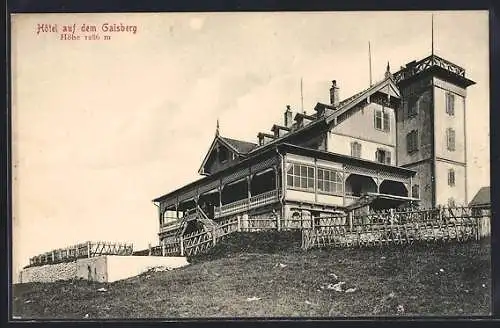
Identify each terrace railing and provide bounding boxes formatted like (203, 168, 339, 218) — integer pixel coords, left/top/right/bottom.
(28, 241, 134, 267)
(215, 189, 280, 218)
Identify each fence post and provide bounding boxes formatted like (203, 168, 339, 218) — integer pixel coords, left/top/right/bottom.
(237, 215, 241, 232)
(162, 243, 166, 257)
(87, 241, 91, 258)
(212, 226, 217, 246)
(180, 236, 184, 256)
(277, 212, 281, 231)
(348, 212, 353, 232)
(148, 243, 152, 256)
(51, 251, 55, 262)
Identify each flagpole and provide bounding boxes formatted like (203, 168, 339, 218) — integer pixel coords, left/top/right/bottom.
(369, 41, 373, 87)
(431, 14, 434, 56)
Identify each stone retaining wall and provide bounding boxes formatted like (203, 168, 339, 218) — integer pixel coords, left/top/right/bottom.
(19, 255, 189, 283)
(19, 261, 77, 283)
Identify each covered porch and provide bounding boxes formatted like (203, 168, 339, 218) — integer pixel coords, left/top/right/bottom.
(155, 154, 283, 237)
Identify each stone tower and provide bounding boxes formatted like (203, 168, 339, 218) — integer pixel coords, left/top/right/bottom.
(394, 55, 476, 208)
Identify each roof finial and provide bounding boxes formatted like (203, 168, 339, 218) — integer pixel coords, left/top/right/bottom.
(215, 119, 220, 137)
(385, 61, 391, 78)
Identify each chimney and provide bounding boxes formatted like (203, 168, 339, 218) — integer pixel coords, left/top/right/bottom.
(284, 105, 293, 127)
(330, 80, 339, 107)
(258, 132, 275, 146)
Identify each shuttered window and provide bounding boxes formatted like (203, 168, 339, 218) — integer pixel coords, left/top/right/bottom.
(448, 169, 456, 187)
(376, 149, 391, 165)
(406, 130, 419, 153)
(446, 92, 455, 116)
(351, 142, 362, 158)
(447, 128, 456, 151)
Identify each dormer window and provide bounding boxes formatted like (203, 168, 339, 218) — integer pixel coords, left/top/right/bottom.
(218, 147, 229, 163)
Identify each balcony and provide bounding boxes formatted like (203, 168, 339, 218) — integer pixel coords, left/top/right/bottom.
(159, 220, 182, 234)
(215, 189, 280, 218)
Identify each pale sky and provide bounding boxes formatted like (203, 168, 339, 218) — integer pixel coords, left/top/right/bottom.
(11, 11, 489, 281)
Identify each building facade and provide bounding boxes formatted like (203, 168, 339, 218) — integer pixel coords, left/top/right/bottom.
(153, 53, 475, 243)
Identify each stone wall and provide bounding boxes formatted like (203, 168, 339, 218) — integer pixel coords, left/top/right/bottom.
(19, 255, 190, 284)
(19, 261, 77, 283)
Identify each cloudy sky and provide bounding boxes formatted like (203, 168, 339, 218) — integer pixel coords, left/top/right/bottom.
(11, 11, 489, 281)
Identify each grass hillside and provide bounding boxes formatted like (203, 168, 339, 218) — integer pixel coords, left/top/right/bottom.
(12, 232, 491, 319)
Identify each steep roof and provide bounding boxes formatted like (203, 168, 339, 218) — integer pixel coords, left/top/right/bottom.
(469, 186, 490, 207)
(219, 136, 257, 154)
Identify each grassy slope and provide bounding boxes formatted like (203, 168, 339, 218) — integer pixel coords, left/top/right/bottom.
(12, 232, 491, 319)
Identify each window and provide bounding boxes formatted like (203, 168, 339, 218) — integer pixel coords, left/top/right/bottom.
(411, 185, 419, 199)
(286, 163, 315, 191)
(376, 149, 391, 165)
(448, 169, 455, 186)
(374, 109, 390, 132)
(218, 147, 229, 163)
(406, 130, 419, 153)
(408, 96, 418, 118)
(446, 128, 456, 151)
(317, 168, 343, 195)
(446, 92, 455, 116)
(351, 142, 362, 158)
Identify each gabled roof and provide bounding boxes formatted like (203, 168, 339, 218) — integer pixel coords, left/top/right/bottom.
(220, 136, 257, 154)
(326, 76, 401, 125)
(197, 135, 258, 175)
(469, 186, 490, 207)
(199, 76, 400, 176)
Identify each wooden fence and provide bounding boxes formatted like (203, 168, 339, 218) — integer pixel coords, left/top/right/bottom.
(155, 215, 280, 257)
(138, 206, 492, 258)
(302, 206, 490, 250)
(28, 241, 134, 267)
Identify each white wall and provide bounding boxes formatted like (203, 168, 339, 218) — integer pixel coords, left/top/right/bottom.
(435, 161, 467, 206)
(328, 133, 395, 164)
(433, 78, 466, 163)
(106, 256, 189, 282)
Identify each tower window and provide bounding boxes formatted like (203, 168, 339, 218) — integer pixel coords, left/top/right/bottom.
(406, 130, 419, 153)
(446, 92, 455, 116)
(411, 184, 419, 199)
(446, 128, 456, 151)
(374, 109, 390, 132)
(408, 96, 418, 118)
(448, 169, 456, 186)
(351, 142, 362, 158)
